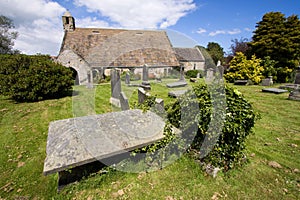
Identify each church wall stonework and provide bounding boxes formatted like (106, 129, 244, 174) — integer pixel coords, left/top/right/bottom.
(57, 50, 90, 85)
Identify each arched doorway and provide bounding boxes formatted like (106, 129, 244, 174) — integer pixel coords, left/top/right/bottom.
(69, 67, 79, 85)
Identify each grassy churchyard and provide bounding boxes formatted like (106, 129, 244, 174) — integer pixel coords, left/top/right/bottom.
(0, 80, 299, 199)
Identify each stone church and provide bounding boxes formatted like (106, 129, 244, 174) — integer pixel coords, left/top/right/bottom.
(56, 11, 204, 85)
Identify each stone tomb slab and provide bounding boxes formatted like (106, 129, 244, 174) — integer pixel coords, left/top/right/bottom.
(43, 109, 165, 176)
(166, 81, 187, 88)
(262, 88, 288, 94)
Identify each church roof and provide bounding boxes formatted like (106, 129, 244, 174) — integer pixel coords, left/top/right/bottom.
(173, 47, 205, 62)
(59, 28, 180, 67)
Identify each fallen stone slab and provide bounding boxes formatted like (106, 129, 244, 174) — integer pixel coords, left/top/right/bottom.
(166, 81, 187, 88)
(262, 88, 288, 94)
(168, 90, 188, 98)
(43, 109, 166, 176)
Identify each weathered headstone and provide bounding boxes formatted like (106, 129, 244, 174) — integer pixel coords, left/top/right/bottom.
(206, 68, 214, 81)
(138, 87, 150, 104)
(120, 92, 130, 110)
(294, 67, 300, 84)
(125, 72, 130, 85)
(110, 69, 121, 107)
(141, 64, 151, 90)
(261, 76, 273, 86)
(289, 87, 300, 101)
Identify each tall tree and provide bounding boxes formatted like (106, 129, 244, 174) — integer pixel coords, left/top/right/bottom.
(0, 15, 19, 54)
(206, 42, 224, 65)
(249, 12, 300, 68)
(230, 37, 251, 57)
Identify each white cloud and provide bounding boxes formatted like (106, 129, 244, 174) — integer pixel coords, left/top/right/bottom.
(74, 0, 196, 29)
(196, 28, 207, 34)
(208, 28, 241, 36)
(228, 28, 241, 35)
(209, 30, 226, 36)
(0, 0, 66, 55)
(244, 27, 252, 32)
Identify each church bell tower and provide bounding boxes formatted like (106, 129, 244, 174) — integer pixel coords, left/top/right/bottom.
(62, 10, 75, 32)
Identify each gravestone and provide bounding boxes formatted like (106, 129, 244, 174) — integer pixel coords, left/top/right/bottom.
(43, 109, 167, 184)
(141, 64, 151, 90)
(125, 72, 130, 85)
(110, 69, 121, 107)
(138, 87, 150, 104)
(206, 68, 214, 81)
(279, 67, 300, 90)
(289, 87, 300, 101)
(294, 67, 300, 84)
(120, 92, 130, 110)
(261, 76, 273, 86)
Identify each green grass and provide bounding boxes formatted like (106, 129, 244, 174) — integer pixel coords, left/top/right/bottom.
(0, 81, 299, 199)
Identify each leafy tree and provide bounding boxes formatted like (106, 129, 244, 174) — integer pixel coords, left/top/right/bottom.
(206, 42, 225, 65)
(230, 37, 251, 57)
(249, 12, 300, 69)
(224, 52, 264, 84)
(0, 15, 19, 54)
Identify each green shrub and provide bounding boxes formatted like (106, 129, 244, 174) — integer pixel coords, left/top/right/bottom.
(185, 70, 201, 78)
(224, 52, 264, 84)
(166, 83, 257, 170)
(0, 54, 73, 102)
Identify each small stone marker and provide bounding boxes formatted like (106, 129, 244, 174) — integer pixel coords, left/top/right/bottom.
(138, 87, 150, 104)
(125, 72, 130, 85)
(110, 69, 121, 107)
(43, 109, 166, 176)
(168, 90, 188, 98)
(262, 88, 288, 94)
(120, 92, 130, 110)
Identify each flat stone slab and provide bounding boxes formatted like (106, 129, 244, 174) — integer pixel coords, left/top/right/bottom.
(262, 88, 288, 94)
(234, 80, 248, 85)
(166, 81, 187, 88)
(43, 109, 165, 175)
(168, 90, 188, 98)
(279, 84, 299, 90)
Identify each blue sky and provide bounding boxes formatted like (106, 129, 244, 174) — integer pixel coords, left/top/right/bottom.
(0, 0, 299, 55)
